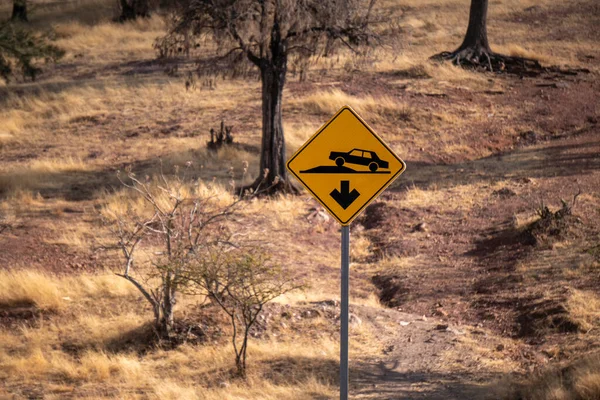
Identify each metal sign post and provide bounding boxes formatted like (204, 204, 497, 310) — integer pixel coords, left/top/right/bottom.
(340, 225, 350, 400)
(286, 105, 406, 399)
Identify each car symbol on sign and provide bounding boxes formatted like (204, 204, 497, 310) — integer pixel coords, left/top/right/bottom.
(329, 149, 389, 172)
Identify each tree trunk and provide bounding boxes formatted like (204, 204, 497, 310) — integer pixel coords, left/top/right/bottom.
(257, 62, 289, 191)
(119, 0, 150, 21)
(457, 0, 490, 52)
(243, 20, 298, 196)
(431, 0, 544, 74)
(11, 0, 27, 22)
(159, 280, 175, 336)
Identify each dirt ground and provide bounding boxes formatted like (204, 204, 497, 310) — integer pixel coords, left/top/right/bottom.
(352, 129, 600, 398)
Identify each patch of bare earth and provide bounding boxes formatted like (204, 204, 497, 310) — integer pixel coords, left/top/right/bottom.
(359, 128, 599, 395)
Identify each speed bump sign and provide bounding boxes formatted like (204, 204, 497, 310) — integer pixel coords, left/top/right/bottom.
(287, 106, 406, 225)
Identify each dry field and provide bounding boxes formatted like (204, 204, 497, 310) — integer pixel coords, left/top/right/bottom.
(0, 0, 599, 398)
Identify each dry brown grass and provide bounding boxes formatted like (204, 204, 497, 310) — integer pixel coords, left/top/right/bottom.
(297, 89, 415, 123)
(0, 270, 64, 311)
(401, 180, 523, 212)
(0, 270, 351, 399)
(0, 157, 94, 194)
(566, 291, 600, 333)
(0, 79, 250, 145)
(0, 270, 135, 311)
(502, 354, 600, 400)
(53, 16, 166, 61)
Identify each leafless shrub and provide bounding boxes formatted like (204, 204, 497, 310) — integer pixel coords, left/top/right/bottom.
(103, 163, 244, 338)
(528, 189, 583, 246)
(186, 244, 301, 377)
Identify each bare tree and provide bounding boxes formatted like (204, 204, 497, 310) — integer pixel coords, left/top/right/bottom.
(187, 245, 299, 377)
(432, 0, 542, 74)
(159, 0, 377, 194)
(104, 165, 242, 337)
(11, 0, 27, 22)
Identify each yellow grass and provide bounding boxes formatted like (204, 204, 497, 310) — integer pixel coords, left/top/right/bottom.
(297, 89, 415, 123)
(0, 78, 255, 147)
(494, 44, 553, 64)
(566, 290, 600, 333)
(0, 157, 93, 194)
(401, 180, 524, 212)
(376, 255, 425, 273)
(0, 0, 597, 398)
(242, 194, 308, 228)
(504, 354, 600, 400)
(0, 271, 341, 398)
(0, 270, 136, 311)
(53, 17, 166, 61)
(100, 175, 236, 225)
(350, 234, 372, 261)
(284, 121, 323, 153)
(1, 270, 351, 398)
(0, 270, 64, 311)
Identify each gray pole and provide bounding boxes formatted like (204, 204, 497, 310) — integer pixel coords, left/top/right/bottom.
(340, 225, 350, 400)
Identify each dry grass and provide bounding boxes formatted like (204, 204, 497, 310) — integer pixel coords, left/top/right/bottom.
(0, 270, 136, 311)
(0, 270, 64, 311)
(0, 0, 597, 398)
(566, 290, 600, 333)
(350, 234, 373, 261)
(297, 89, 415, 123)
(284, 121, 323, 153)
(503, 354, 600, 400)
(100, 175, 236, 225)
(0, 79, 251, 145)
(443, 333, 521, 375)
(401, 181, 522, 212)
(0, 270, 343, 399)
(53, 16, 166, 61)
(376, 255, 426, 274)
(494, 44, 554, 65)
(241, 194, 309, 230)
(0, 157, 94, 194)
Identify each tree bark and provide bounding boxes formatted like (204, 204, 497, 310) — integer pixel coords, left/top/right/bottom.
(457, 0, 490, 52)
(257, 62, 288, 190)
(159, 277, 176, 336)
(243, 20, 299, 195)
(11, 0, 28, 22)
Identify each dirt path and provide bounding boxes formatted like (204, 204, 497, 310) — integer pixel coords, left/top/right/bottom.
(352, 307, 496, 400)
(394, 129, 599, 192)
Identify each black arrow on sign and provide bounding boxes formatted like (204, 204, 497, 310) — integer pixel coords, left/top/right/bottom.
(330, 181, 360, 209)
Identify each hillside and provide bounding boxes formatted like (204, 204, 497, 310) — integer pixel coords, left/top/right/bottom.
(0, 0, 599, 398)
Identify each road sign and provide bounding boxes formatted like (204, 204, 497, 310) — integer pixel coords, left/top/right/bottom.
(287, 106, 406, 225)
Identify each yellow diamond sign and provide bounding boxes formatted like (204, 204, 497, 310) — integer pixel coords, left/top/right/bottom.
(287, 106, 406, 225)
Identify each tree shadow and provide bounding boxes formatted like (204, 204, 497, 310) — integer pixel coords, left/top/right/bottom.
(259, 355, 338, 386)
(0, 142, 260, 202)
(59, 321, 161, 357)
(351, 359, 497, 399)
(0, 70, 179, 108)
(391, 135, 600, 192)
(1, 127, 597, 208)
